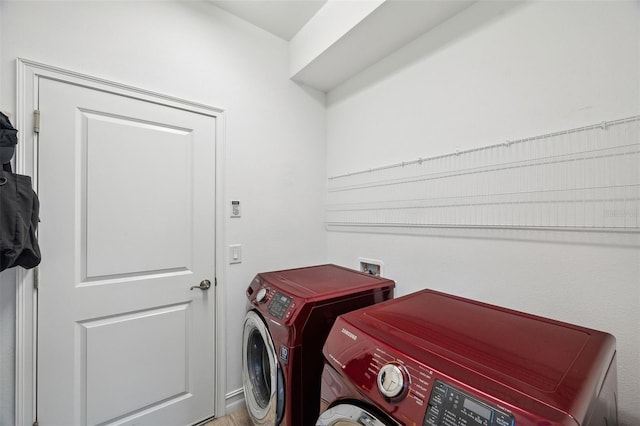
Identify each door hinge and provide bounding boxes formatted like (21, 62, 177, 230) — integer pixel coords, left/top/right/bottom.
(33, 109, 40, 133)
(34, 267, 39, 290)
(215, 277, 218, 287)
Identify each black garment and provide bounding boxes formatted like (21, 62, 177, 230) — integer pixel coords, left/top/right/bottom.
(0, 111, 17, 164)
(0, 163, 41, 271)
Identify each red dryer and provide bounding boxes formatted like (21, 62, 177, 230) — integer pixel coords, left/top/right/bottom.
(318, 289, 617, 426)
(242, 264, 395, 425)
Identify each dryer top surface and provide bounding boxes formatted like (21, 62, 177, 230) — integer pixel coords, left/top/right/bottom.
(257, 264, 395, 301)
(339, 289, 615, 395)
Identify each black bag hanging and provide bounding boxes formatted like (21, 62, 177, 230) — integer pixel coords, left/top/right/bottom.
(0, 111, 16, 164)
(0, 112, 41, 272)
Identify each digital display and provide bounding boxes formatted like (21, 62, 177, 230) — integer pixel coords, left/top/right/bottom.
(464, 398, 492, 420)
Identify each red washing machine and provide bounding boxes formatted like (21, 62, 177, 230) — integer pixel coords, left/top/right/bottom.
(242, 264, 395, 426)
(317, 289, 617, 426)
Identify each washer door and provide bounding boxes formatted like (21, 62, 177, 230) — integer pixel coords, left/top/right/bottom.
(242, 310, 283, 425)
(316, 404, 390, 426)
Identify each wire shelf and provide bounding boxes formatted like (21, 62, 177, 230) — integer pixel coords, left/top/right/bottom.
(326, 116, 640, 231)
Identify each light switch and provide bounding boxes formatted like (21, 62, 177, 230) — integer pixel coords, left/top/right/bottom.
(229, 244, 242, 264)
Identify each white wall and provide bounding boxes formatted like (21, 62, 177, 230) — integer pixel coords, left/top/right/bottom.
(0, 1, 327, 424)
(326, 1, 640, 425)
(0, 5, 17, 423)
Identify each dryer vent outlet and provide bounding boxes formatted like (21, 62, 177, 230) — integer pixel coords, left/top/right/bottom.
(359, 258, 383, 277)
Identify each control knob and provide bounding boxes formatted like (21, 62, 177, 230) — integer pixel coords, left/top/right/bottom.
(377, 363, 408, 399)
(255, 288, 268, 304)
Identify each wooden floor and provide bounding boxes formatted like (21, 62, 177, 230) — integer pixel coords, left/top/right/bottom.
(202, 407, 252, 426)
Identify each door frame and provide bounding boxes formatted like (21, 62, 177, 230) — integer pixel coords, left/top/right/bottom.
(14, 58, 227, 426)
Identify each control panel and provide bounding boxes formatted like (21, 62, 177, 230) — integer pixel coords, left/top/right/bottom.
(424, 380, 514, 426)
(267, 291, 293, 320)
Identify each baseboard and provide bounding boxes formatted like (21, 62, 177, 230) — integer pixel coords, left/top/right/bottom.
(224, 388, 245, 414)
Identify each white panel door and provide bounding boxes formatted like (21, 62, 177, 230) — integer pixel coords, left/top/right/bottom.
(36, 77, 216, 426)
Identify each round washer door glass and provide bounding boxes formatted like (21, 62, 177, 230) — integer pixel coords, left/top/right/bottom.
(316, 404, 389, 426)
(242, 310, 280, 425)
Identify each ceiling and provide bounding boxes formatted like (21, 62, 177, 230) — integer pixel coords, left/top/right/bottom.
(208, 0, 480, 92)
(210, 0, 328, 41)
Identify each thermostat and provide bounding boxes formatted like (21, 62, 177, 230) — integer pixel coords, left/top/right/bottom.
(231, 200, 241, 218)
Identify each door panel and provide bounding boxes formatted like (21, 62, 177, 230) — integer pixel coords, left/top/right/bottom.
(37, 77, 216, 426)
(83, 112, 193, 279)
(83, 304, 189, 425)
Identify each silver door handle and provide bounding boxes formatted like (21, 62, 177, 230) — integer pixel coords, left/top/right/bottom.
(190, 280, 212, 291)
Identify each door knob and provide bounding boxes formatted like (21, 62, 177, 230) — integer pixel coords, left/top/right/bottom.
(190, 279, 212, 291)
